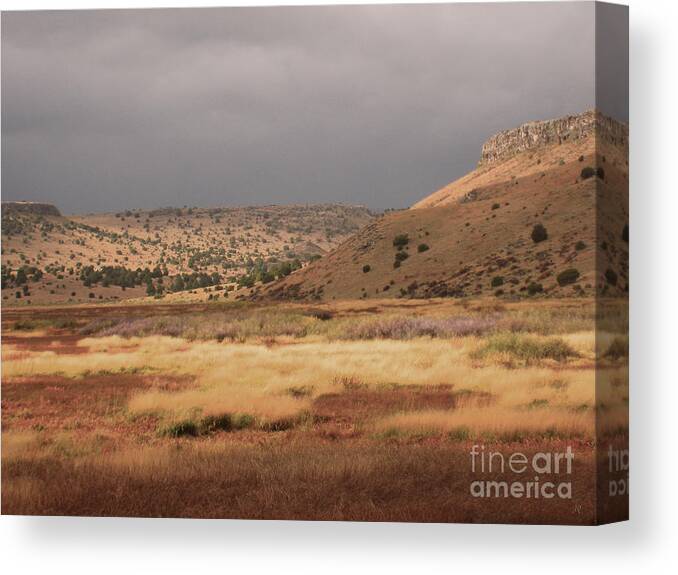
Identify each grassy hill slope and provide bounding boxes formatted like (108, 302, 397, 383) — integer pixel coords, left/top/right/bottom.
(255, 115, 628, 302)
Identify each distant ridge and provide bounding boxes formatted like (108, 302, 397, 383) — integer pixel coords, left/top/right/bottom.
(2, 201, 61, 217)
(1, 203, 373, 305)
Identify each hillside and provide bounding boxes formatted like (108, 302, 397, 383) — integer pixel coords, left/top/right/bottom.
(255, 111, 628, 301)
(1, 204, 373, 305)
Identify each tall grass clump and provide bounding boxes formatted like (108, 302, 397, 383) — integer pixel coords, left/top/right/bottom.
(97, 316, 187, 338)
(80, 310, 311, 341)
(472, 333, 579, 364)
(501, 305, 595, 335)
(159, 420, 198, 438)
(373, 407, 593, 441)
(13, 317, 80, 331)
(336, 315, 498, 340)
(604, 336, 629, 359)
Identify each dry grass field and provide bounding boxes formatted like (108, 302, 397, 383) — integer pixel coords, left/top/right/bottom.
(1, 297, 628, 522)
(1, 111, 628, 523)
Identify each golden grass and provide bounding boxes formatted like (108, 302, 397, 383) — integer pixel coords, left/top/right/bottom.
(2, 330, 627, 434)
(124, 339, 471, 421)
(2, 295, 628, 445)
(130, 388, 309, 422)
(1, 430, 43, 460)
(1, 299, 627, 521)
(373, 406, 595, 439)
(1, 439, 599, 522)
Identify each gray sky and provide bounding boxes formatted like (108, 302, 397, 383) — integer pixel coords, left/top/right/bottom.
(2, 2, 621, 214)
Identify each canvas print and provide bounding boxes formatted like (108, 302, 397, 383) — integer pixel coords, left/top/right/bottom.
(1, 2, 628, 524)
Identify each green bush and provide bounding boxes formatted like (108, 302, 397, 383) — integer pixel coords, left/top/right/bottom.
(580, 166, 596, 179)
(198, 414, 232, 434)
(362, 264, 371, 273)
(605, 268, 618, 286)
(232, 413, 255, 430)
(392, 234, 409, 249)
(394, 251, 409, 263)
(417, 243, 430, 253)
(531, 224, 548, 243)
(491, 276, 504, 288)
(527, 282, 544, 296)
(160, 420, 198, 438)
(557, 268, 580, 286)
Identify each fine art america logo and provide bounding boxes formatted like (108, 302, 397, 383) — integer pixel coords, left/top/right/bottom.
(607, 445, 629, 497)
(469, 445, 574, 499)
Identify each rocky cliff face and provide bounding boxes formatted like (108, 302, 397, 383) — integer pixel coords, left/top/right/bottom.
(478, 110, 628, 166)
(2, 201, 61, 217)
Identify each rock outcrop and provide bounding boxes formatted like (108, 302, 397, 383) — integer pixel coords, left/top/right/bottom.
(2, 201, 61, 217)
(478, 110, 628, 167)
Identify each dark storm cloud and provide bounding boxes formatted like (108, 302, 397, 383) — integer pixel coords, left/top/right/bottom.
(596, 2, 629, 122)
(2, 3, 601, 214)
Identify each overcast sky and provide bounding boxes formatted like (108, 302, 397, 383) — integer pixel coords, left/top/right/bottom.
(1, 3, 626, 215)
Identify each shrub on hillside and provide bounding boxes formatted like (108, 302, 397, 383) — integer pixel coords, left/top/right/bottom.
(491, 276, 504, 288)
(605, 268, 618, 286)
(580, 166, 596, 179)
(362, 264, 371, 273)
(392, 234, 409, 249)
(531, 224, 548, 243)
(556, 268, 580, 286)
(417, 243, 430, 253)
(527, 282, 544, 296)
